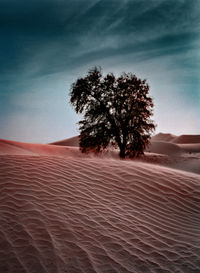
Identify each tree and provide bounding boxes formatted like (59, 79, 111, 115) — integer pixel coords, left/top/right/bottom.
(70, 67, 155, 158)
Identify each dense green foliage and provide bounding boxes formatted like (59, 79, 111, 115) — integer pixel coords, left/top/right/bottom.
(70, 67, 155, 158)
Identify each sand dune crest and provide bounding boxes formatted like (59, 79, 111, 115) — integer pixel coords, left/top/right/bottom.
(50, 136, 79, 147)
(151, 133, 177, 142)
(172, 135, 200, 144)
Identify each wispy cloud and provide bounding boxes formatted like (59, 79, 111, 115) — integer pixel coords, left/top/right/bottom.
(0, 0, 199, 141)
(0, 0, 199, 77)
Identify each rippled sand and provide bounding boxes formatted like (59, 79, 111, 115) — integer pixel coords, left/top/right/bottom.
(0, 138, 200, 273)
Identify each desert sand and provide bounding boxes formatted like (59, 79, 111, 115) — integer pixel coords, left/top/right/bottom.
(0, 134, 200, 273)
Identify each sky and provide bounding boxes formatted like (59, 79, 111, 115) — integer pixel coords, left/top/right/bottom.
(0, 0, 200, 143)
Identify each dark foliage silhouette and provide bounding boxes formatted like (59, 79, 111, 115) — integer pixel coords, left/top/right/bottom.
(70, 67, 155, 158)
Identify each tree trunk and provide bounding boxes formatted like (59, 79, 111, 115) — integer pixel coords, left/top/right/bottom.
(119, 131, 127, 158)
(119, 145, 126, 158)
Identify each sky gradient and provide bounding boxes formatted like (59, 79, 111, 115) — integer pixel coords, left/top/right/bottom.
(0, 0, 200, 143)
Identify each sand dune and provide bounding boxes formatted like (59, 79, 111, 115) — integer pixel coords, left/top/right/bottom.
(49, 134, 200, 155)
(1, 138, 200, 174)
(179, 143, 200, 153)
(0, 139, 84, 158)
(50, 136, 79, 147)
(151, 133, 177, 142)
(50, 136, 200, 175)
(49, 133, 177, 147)
(146, 141, 182, 156)
(172, 135, 200, 144)
(0, 138, 200, 273)
(151, 133, 200, 144)
(49, 133, 200, 147)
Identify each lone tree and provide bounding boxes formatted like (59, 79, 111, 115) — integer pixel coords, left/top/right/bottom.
(70, 67, 155, 158)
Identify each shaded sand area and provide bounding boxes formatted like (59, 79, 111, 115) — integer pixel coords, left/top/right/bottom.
(0, 134, 200, 273)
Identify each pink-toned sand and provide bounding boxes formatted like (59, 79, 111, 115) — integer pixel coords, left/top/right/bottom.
(50, 136, 79, 147)
(0, 134, 200, 273)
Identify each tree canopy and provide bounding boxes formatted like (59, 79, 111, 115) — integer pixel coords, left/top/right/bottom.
(70, 67, 155, 158)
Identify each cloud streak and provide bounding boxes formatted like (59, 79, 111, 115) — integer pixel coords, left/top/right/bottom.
(0, 0, 199, 141)
(1, 0, 199, 76)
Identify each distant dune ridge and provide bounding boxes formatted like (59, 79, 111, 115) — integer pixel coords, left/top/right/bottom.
(50, 136, 79, 147)
(172, 134, 200, 144)
(0, 133, 200, 273)
(151, 133, 200, 144)
(146, 141, 182, 156)
(151, 133, 177, 142)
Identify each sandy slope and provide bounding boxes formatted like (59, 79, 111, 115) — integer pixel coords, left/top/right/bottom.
(0, 138, 200, 273)
(172, 135, 200, 144)
(50, 133, 200, 153)
(145, 141, 200, 174)
(0, 139, 82, 158)
(49, 135, 200, 174)
(50, 136, 79, 147)
(151, 133, 200, 144)
(151, 133, 177, 142)
(179, 144, 200, 153)
(1, 138, 200, 175)
(146, 141, 182, 156)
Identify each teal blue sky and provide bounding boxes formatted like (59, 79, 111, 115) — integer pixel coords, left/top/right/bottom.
(0, 0, 200, 143)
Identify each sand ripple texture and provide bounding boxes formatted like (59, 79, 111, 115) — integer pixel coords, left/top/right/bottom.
(0, 155, 200, 273)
